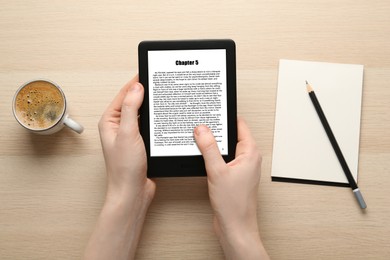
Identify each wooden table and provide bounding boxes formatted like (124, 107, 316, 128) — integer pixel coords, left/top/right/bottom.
(1, 1, 389, 259)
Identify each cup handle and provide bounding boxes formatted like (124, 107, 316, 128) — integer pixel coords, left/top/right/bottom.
(64, 116, 84, 134)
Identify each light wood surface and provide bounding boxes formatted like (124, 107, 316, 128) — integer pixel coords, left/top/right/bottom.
(1, 1, 390, 259)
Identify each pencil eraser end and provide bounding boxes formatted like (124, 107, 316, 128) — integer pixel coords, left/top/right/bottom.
(353, 189, 367, 209)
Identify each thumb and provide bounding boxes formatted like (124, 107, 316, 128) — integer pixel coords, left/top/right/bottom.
(194, 125, 226, 175)
(119, 82, 144, 136)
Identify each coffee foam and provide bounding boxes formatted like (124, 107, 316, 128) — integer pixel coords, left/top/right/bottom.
(15, 81, 65, 130)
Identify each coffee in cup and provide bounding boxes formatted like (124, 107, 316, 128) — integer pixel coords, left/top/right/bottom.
(13, 79, 84, 134)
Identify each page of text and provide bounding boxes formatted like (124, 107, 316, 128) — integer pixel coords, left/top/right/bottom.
(148, 49, 228, 156)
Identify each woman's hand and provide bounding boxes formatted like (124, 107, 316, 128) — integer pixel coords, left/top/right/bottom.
(194, 118, 269, 259)
(84, 76, 155, 260)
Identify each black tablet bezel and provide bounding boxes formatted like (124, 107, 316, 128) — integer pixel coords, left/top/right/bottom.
(138, 39, 237, 177)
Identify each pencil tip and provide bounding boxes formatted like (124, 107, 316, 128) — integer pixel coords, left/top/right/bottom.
(306, 81, 313, 92)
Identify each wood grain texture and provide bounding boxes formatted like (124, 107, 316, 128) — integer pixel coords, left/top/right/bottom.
(1, 0, 390, 259)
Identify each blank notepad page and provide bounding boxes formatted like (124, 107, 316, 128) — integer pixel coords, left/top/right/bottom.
(271, 59, 364, 186)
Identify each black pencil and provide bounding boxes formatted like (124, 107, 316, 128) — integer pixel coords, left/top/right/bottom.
(306, 81, 367, 209)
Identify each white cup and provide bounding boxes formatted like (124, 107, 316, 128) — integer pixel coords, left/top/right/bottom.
(12, 79, 84, 135)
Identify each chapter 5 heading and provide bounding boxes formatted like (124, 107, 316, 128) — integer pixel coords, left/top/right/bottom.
(176, 60, 199, 66)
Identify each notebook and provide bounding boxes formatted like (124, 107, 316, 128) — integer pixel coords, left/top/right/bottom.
(271, 59, 364, 186)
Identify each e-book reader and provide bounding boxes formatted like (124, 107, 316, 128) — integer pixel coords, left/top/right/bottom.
(138, 39, 237, 177)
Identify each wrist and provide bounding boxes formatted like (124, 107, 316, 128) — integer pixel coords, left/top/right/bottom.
(105, 175, 155, 205)
(85, 185, 154, 260)
(104, 181, 155, 216)
(220, 224, 261, 248)
(216, 219, 269, 260)
(220, 230, 268, 260)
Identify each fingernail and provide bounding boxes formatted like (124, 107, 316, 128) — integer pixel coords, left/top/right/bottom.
(195, 125, 209, 135)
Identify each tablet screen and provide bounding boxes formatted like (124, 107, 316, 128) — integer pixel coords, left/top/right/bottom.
(148, 49, 228, 157)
